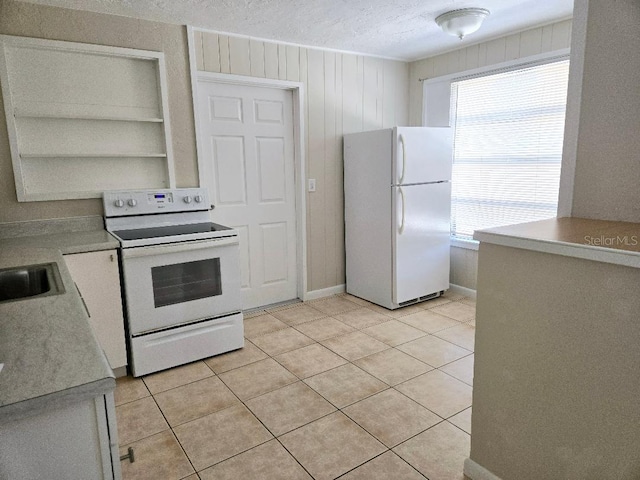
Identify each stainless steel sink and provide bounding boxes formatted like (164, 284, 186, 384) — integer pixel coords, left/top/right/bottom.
(0, 263, 65, 303)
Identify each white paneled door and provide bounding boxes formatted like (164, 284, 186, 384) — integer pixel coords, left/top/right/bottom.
(197, 80, 297, 310)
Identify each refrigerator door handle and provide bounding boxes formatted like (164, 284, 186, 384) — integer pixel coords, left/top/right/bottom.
(398, 134, 406, 184)
(398, 187, 406, 235)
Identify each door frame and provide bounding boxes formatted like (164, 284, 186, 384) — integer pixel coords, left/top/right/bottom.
(186, 29, 307, 303)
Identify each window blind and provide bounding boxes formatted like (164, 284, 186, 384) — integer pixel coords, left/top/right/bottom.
(450, 59, 570, 239)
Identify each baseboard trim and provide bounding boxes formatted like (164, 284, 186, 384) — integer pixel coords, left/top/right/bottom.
(303, 284, 346, 301)
(449, 283, 477, 299)
(305, 283, 473, 301)
(464, 458, 503, 480)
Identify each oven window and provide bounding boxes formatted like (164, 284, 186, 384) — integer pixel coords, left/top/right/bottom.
(151, 258, 222, 308)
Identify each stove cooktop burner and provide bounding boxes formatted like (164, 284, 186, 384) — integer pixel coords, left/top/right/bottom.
(113, 222, 233, 241)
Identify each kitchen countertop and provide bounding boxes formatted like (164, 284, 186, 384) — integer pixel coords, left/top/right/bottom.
(0, 247, 115, 423)
(0, 229, 119, 254)
(0, 226, 119, 423)
(474, 217, 640, 269)
(0, 215, 119, 254)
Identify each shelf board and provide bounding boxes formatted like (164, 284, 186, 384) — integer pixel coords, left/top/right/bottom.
(20, 153, 167, 158)
(22, 186, 169, 202)
(14, 112, 164, 123)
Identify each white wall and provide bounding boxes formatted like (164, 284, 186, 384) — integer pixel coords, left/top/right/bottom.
(470, 242, 640, 479)
(408, 19, 573, 290)
(560, 0, 640, 222)
(193, 31, 409, 292)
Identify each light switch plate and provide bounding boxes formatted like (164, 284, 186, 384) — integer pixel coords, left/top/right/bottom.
(308, 179, 316, 192)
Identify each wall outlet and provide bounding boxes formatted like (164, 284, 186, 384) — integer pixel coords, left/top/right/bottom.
(308, 178, 316, 192)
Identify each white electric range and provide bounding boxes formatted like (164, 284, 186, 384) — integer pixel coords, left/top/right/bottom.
(104, 188, 244, 377)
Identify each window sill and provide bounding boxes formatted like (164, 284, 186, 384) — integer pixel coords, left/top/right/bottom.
(451, 237, 479, 251)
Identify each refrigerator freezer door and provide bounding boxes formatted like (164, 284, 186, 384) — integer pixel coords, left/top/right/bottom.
(394, 127, 453, 185)
(392, 182, 451, 305)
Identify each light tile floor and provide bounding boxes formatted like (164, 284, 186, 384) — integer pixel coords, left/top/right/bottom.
(115, 292, 475, 480)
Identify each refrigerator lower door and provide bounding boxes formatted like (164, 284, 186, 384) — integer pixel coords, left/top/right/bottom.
(392, 182, 451, 305)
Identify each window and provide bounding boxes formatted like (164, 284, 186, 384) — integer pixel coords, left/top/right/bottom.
(449, 59, 570, 239)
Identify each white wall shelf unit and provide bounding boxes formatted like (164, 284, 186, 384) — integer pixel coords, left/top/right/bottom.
(0, 35, 175, 202)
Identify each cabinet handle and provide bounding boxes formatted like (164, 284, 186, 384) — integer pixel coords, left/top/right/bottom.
(109, 254, 114, 262)
(399, 134, 407, 184)
(398, 187, 406, 235)
(120, 447, 135, 463)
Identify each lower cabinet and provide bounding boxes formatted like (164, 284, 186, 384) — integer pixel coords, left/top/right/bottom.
(0, 392, 122, 480)
(64, 249, 127, 373)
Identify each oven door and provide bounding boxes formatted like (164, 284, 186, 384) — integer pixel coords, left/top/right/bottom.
(121, 237, 241, 335)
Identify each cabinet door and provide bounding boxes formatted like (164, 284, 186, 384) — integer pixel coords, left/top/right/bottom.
(0, 396, 120, 480)
(64, 250, 127, 370)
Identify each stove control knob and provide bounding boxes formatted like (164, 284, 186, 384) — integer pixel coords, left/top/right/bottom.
(127, 199, 137, 207)
(183, 195, 193, 204)
(114, 199, 124, 208)
(194, 195, 203, 203)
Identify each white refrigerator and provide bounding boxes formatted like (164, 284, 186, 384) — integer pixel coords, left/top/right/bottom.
(344, 126, 453, 309)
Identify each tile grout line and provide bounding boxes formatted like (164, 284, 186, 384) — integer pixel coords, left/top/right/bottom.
(178, 369, 276, 474)
(391, 383, 468, 422)
(437, 361, 474, 387)
(340, 397, 445, 451)
(305, 382, 394, 413)
(333, 449, 429, 480)
(436, 350, 474, 368)
(446, 416, 472, 436)
(142, 367, 217, 396)
(289, 315, 358, 340)
(113, 392, 153, 408)
(250, 330, 317, 357)
(150, 388, 199, 477)
(392, 335, 473, 367)
(153, 356, 249, 475)
(117, 396, 198, 476)
(353, 360, 435, 388)
(272, 435, 325, 479)
(390, 381, 473, 423)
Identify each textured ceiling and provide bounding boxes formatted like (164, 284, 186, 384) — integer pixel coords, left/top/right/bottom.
(22, 0, 573, 60)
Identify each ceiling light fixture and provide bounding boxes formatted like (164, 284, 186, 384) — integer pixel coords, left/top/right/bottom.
(435, 8, 490, 40)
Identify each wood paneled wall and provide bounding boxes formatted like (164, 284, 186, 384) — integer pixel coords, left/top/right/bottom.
(409, 19, 573, 291)
(194, 31, 409, 292)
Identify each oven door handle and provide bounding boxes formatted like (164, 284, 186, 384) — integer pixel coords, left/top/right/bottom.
(122, 237, 239, 258)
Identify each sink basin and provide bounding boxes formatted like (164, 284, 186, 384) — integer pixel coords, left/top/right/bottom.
(0, 263, 65, 303)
